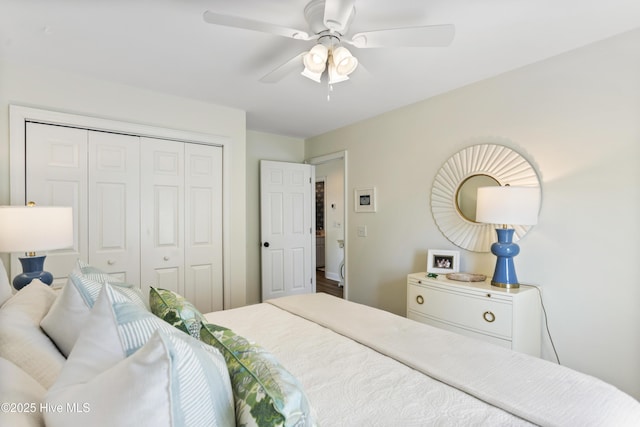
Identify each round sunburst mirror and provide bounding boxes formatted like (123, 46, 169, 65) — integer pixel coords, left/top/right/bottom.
(431, 144, 541, 252)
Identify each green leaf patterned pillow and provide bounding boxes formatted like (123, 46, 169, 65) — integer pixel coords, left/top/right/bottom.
(149, 288, 205, 339)
(201, 323, 317, 427)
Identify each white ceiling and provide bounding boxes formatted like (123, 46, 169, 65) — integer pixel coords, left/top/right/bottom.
(2, 0, 640, 139)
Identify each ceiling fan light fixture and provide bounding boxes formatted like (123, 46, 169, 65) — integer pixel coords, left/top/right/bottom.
(331, 46, 358, 76)
(303, 44, 328, 73)
(204, 2, 456, 86)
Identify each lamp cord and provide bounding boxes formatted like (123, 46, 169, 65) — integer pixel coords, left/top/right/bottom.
(521, 284, 561, 365)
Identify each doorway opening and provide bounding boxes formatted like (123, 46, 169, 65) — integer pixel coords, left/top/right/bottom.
(315, 176, 342, 298)
(308, 151, 347, 299)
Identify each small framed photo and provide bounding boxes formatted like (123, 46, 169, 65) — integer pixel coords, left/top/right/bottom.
(354, 187, 376, 213)
(427, 249, 460, 274)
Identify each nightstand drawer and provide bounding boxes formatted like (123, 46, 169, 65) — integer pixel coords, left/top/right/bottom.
(407, 283, 513, 339)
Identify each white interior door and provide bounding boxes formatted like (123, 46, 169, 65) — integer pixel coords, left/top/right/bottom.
(25, 123, 87, 286)
(184, 143, 223, 312)
(260, 160, 315, 300)
(140, 137, 185, 299)
(88, 131, 140, 284)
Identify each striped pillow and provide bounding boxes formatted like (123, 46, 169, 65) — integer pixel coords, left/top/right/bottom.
(76, 259, 120, 282)
(75, 260, 146, 308)
(45, 283, 235, 427)
(40, 269, 147, 357)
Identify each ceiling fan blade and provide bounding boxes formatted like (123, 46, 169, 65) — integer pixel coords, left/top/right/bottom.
(203, 11, 312, 41)
(323, 0, 356, 33)
(348, 24, 455, 48)
(259, 52, 306, 83)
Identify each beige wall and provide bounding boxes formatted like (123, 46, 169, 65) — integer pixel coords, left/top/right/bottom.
(0, 61, 248, 308)
(245, 130, 305, 304)
(305, 29, 640, 399)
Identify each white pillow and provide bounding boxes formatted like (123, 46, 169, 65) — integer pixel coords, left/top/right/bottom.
(40, 269, 147, 357)
(0, 258, 13, 307)
(0, 357, 47, 427)
(45, 283, 235, 427)
(0, 281, 65, 388)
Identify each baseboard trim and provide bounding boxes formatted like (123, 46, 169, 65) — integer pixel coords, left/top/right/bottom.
(325, 271, 341, 282)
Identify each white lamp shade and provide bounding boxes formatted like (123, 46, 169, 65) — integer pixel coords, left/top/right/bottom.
(328, 58, 349, 84)
(331, 46, 358, 76)
(301, 67, 323, 83)
(303, 44, 328, 73)
(475, 186, 540, 226)
(0, 206, 74, 253)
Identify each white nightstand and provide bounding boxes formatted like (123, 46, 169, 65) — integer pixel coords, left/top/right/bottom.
(407, 273, 541, 356)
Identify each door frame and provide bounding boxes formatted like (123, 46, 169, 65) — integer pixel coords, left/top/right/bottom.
(306, 150, 348, 299)
(8, 105, 234, 308)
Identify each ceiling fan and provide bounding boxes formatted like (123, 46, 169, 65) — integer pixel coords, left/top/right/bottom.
(203, 0, 455, 84)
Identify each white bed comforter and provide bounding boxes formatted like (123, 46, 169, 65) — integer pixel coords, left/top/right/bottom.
(205, 293, 640, 427)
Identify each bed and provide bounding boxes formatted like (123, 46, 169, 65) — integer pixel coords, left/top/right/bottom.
(205, 293, 640, 427)
(0, 262, 639, 427)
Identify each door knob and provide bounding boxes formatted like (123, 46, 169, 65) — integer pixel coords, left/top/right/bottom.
(263, 242, 270, 248)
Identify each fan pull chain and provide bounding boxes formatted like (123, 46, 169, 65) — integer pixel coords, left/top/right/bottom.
(327, 38, 335, 101)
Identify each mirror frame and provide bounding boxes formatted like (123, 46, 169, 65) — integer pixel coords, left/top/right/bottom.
(431, 144, 541, 252)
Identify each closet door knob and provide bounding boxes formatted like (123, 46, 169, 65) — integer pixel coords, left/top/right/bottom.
(163, 256, 170, 261)
(107, 259, 115, 265)
(263, 242, 270, 248)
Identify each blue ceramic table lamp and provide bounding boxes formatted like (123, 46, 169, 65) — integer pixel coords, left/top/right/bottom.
(475, 186, 540, 289)
(0, 203, 73, 290)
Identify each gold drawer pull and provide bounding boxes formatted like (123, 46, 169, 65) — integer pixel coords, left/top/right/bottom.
(416, 295, 424, 305)
(483, 311, 495, 323)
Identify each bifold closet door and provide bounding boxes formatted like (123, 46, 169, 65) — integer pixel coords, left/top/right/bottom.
(140, 138, 223, 312)
(140, 138, 186, 299)
(87, 131, 140, 284)
(25, 123, 87, 286)
(184, 143, 223, 313)
(25, 123, 223, 312)
(26, 123, 142, 286)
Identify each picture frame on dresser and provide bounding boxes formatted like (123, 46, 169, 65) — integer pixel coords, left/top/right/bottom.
(427, 249, 460, 274)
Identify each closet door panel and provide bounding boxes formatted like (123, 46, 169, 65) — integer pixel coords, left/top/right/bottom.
(185, 143, 223, 312)
(153, 267, 182, 293)
(25, 123, 87, 286)
(140, 137, 185, 298)
(88, 131, 140, 285)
